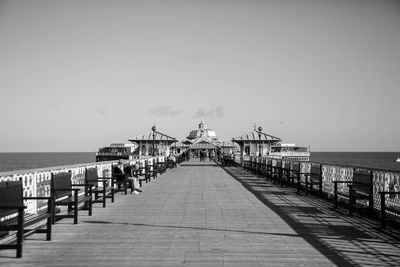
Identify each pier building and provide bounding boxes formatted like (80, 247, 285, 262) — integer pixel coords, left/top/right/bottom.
(232, 127, 310, 161)
(170, 120, 235, 156)
(96, 143, 138, 162)
(232, 127, 282, 157)
(129, 128, 177, 157)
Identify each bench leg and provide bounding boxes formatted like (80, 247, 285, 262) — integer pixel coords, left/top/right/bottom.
(74, 193, 78, 224)
(348, 186, 354, 216)
(319, 180, 323, 197)
(47, 200, 53, 241)
(297, 175, 301, 194)
(16, 209, 24, 258)
(380, 193, 386, 228)
(102, 185, 106, 208)
(51, 201, 56, 225)
(305, 176, 309, 196)
(334, 182, 338, 209)
(88, 197, 93, 216)
(46, 216, 52, 241)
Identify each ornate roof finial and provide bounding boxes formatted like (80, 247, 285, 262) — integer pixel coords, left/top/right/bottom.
(199, 119, 206, 130)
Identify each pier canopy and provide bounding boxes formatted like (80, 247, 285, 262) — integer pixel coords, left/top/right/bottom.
(187, 136, 217, 150)
(129, 129, 177, 157)
(232, 129, 281, 156)
(170, 120, 234, 155)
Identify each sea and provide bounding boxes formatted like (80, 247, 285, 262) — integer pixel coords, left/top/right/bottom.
(0, 152, 399, 173)
(310, 152, 400, 172)
(0, 152, 95, 173)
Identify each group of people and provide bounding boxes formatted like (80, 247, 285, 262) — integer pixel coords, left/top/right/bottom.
(114, 155, 178, 195)
(115, 160, 142, 195)
(114, 150, 224, 194)
(199, 150, 215, 162)
(180, 149, 221, 162)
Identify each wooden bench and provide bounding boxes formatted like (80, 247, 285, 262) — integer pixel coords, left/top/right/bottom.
(259, 158, 267, 178)
(176, 154, 185, 164)
(0, 180, 53, 258)
(250, 157, 258, 175)
(255, 157, 263, 176)
(265, 159, 273, 180)
(166, 157, 177, 168)
(85, 168, 114, 208)
(333, 169, 373, 215)
(280, 161, 292, 187)
(243, 159, 251, 171)
(51, 172, 92, 224)
(300, 164, 323, 196)
(137, 161, 150, 187)
(156, 157, 166, 175)
(148, 159, 157, 180)
(271, 160, 284, 185)
(286, 162, 300, 189)
(221, 156, 236, 167)
(378, 192, 400, 228)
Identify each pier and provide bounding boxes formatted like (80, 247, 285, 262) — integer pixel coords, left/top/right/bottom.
(1, 159, 400, 266)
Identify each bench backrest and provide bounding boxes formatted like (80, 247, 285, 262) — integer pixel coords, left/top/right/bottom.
(310, 165, 321, 176)
(0, 180, 23, 217)
(86, 168, 99, 186)
(353, 169, 372, 186)
(291, 162, 300, 173)
(266, 159, 272, 166)
(51, 172, 72, 199)
(275, 160, 282, 168)
(145, 160, 150, 171)
(113, 164, 127, 183)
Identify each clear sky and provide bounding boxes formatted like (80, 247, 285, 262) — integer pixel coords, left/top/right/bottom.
(0, 0, 399, 152)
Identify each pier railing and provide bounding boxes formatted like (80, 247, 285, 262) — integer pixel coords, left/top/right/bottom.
(237, 155, 400, 219)
(0, 156, 165, 216)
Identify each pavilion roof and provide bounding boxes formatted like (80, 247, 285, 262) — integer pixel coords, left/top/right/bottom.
(170, 141, 189, 148)
(213, 140, 235, 148)
(232, 130, 281, 144)
(189, 142, 217, 149)
(128, 130, 177, 143)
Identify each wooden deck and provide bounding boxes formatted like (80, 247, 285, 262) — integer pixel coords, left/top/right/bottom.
(1, 159, 400, 266)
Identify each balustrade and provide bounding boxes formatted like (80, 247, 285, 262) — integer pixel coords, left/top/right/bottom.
(240, 155, 400, 220)
(0, 157, 165, 216)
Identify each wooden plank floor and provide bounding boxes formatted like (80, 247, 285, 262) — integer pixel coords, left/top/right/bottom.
(1, 159, 400, 266)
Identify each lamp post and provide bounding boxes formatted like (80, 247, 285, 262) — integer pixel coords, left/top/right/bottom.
(151, 125, 156, 156)
(257, 126, 262, 157)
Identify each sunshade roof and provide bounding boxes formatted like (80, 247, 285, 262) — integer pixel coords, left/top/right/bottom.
(189, 142, 217, 149)
(232, 130, 281, 143)
(129, 130, 177, 143)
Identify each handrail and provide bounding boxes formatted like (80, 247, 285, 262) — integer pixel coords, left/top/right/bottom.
(0, 156, 166, 215)
(240, 155, 400, 174)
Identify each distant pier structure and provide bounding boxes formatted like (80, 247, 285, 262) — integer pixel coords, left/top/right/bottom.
(96, 120, 308, 161)
(170, 120, 235, 156)
(232, 128, 282, 157)
(232, 127, 310, 161)
(129, 129, 177, 157)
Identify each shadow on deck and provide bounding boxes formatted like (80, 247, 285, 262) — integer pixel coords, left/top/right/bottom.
(224, 166, 400, 266)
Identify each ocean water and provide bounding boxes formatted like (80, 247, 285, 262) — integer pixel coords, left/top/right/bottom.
(311, 152, 400, 171)
(0, 152, 399, 173)
(0, 152, 96, 173)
